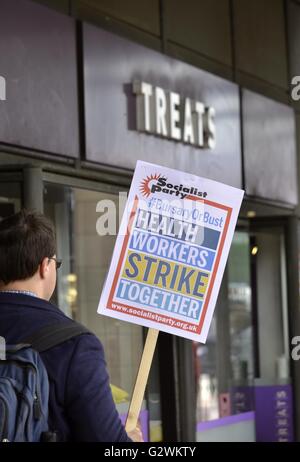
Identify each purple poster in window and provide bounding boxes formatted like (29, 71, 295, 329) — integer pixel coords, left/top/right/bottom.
(254, 384, 294, 442)
(230, 385, 254, 414)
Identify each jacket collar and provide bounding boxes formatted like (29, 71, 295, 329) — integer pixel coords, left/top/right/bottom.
(0, 291, 62, 314)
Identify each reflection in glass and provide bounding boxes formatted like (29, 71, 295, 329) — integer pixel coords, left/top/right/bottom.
(195, 231, 255, 424)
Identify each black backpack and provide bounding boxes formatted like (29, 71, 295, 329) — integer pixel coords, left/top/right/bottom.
(0, 321, 90, 442)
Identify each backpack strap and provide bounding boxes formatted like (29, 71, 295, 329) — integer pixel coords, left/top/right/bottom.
(21, 321, 91, 353)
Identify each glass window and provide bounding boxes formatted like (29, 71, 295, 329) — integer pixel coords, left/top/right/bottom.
(195, 314, 218, 422)
(252, 228, 288, 380)
(228, 232, 253, 379)
(228, 231, 254, 415)
(195, 225, 290, 441)
(0, 182, 21, 218)
(195, 230, 255, 423)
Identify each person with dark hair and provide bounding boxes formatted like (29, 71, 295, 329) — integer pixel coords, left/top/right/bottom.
(0, 209, 142, 442)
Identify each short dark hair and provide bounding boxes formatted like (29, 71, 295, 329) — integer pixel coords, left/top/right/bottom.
(0, 209, 56, 284)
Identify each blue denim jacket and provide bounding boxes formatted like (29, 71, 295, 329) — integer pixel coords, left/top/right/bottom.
(0, 292, 131, 442)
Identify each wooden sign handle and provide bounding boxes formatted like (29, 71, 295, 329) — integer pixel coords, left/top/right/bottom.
(125, 328, 159, 433)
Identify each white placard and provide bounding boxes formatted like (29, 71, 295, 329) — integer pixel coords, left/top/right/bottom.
(98, 160, 244, 343)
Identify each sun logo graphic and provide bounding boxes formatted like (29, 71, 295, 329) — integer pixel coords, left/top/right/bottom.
(139, 173, 161, 197)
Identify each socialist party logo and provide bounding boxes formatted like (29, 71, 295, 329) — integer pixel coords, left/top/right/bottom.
(140, 174, 207, 200)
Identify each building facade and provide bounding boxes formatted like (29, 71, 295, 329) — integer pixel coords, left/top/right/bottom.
(0, 0, 300, 442)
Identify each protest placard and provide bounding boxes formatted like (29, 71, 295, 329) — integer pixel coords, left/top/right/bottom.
(97, 160, 244, 431)
(98, 160, 244, 343)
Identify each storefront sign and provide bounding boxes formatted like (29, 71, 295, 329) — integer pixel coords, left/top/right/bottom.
(133, 81, 216, 149)
(0, 0, 79, 156)
(84, 26, 242, 188)
(242, 89, 297, 205)
(98, 160, 244, 342)
(254, 384, 294, 442)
